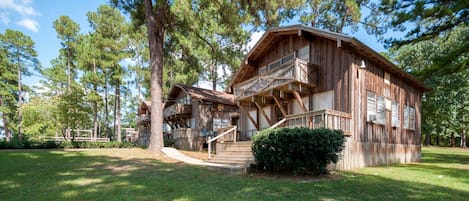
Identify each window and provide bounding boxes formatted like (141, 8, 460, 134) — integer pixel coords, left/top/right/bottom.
(367, 92, 385, 124)
(213, 118, 231, 132)
(258, 66, 266, 75)
(391, 101, 399, 127)
(313, 91, 334, 111)
(282, 52, 295, 64)
(367, 92, 376, 122)
(268, 59, 281, 70)
(177, 95, 191, 104)
(298, 45, 310, 62)
(404, 106, 416, 130)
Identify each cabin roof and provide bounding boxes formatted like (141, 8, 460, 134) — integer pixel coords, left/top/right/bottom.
(138, 100, 152, 115)
(167, 84, 236, 106)
(229, 24, 427, 91)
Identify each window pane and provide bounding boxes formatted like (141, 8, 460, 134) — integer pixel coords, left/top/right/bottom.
(392, 101, 399, 127)
(376, 96, 386, 124)
(404, 106, 409, 129)
(409, 107, 415, 130)
(367, 92, 376, 122)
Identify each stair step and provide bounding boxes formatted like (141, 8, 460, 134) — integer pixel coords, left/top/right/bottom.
(215, 152, 253, 156)
(208, 159, 255, 165)
(212, 155, 254, 160)
(209, 141, 255, 167)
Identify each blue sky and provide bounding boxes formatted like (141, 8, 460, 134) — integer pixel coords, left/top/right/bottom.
(1, 0, 387, 88)
(0, 0, 107, 86)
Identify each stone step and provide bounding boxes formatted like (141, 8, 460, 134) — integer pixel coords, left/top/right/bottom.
(221, 148, 252, 151)
(208, 141, 255, 168)
(216, 150, 252, 156)
(207, 158, 255, 166)
(212, 155, 254, 160)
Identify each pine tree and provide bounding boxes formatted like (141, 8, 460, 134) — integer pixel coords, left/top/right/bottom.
(87, 5, 129, 142)
(77, 33, 104, 140)
(0, 29, 40, 142)
(53, 16, 80, 139)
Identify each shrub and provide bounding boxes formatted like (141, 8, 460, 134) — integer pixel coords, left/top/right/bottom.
(164, 138, 175, 147)
(252, 127, 345, 175)
(0, 138, 135, 149)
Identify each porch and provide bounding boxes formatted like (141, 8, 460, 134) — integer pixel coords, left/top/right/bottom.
(206, 109, 352, 165)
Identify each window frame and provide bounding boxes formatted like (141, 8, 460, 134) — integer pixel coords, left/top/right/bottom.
(367, 91, 386, 125)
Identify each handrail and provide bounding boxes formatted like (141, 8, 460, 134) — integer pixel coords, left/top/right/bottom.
(281, 109, 352, 136)
(269, 118, 287, 129)
(207, 126, 237, 159)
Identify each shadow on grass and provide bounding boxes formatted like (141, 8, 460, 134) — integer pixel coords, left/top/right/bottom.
(0, 149, 468, 201)
(422, 152, 469, 165)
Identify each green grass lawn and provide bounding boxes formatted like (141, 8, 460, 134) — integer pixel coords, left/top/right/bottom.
(0, 147, 468, 201)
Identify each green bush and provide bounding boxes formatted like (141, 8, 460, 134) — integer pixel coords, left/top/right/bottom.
(252, 127, 345, 175)
(164, 138, 175, 147)
(0, 138, 135, 149)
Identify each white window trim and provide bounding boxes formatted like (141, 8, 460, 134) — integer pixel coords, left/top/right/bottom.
(367, 91, 386, 125)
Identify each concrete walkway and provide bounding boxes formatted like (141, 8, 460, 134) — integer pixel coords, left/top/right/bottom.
(161, 147, 248, 174)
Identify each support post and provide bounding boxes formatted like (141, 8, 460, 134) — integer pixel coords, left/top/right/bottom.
(273, 96, 287, 117)
(208, 136, 212, 159)
(254, 101, 272, 126)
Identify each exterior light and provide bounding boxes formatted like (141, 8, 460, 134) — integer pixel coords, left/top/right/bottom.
(360, 60, 366, 68)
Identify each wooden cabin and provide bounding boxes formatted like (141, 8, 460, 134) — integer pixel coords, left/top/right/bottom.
(227, 25, 426, 170)
(136, 101, 152, 146)
(163, 84, 239, 151)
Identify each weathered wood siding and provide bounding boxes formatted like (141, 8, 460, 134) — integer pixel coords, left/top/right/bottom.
(237, 32, 422, 170)
(339, 45, 423, 170)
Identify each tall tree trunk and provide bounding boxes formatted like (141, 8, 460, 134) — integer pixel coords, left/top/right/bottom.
(424, 130, 430, 146)
(66, 49, 71, 139)
(144, 0, 166, 152)
(113, 85, 117, 141)
(436, 134, 439, 146)
(17, 55, 23, 142)
(211, 62, 216, 90)
(116, 84, 121, 142)
(93, 58, 98, 140)
(104, 73, 109, 140)
(461, 130, 467, 149)
(450, 132, 455, 147)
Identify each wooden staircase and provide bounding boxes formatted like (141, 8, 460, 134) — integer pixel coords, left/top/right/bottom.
(207, 141, 255, 167)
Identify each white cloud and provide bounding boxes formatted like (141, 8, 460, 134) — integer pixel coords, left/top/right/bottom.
(0, 0, 39, 31)
(16, 18, 38, 32)
(0, 12, 10, 24)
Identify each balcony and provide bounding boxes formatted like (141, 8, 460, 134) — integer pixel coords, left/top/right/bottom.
(137, 114, 151, 124)
(163, 103, 192, 119)
(234, 57, 316, 101)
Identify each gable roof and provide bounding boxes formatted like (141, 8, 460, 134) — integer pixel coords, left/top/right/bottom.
(167, 84, 236, 106)
(229, 24, 427, 91)
(138, 100, 152, 114)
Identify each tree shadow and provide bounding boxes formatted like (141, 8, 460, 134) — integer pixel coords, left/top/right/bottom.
(0, 149, 468, 201)
(422, 152, 469, 165)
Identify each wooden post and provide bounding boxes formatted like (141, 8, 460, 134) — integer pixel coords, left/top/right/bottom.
(208, 136, 212, 159)
(240, 106, 259, 131)
(273, 96, 288, 117)
(254, 101, 273, 126)
(293, 91, 312, 128)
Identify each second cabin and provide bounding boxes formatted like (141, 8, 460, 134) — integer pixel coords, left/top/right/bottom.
(227, 25, 426, 170)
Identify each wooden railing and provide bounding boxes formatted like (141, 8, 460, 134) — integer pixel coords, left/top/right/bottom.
(207, 126, 237, 159)
(138, 114, 151, 123)
(280, 109, 352, 136)
(234, 58, 310, 100)
(163, 103, 191, 118)
(45, 137, 110, 142)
